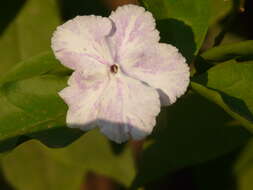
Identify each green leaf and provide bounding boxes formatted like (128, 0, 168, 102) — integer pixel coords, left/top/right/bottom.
(131, 93, 251, 187)
(2, 130, 136, 189)
(192, 138, 253, 190)
(210, 0, 233, 25)
(0, 52, 70, 85)
(2, 140, 84, 190)
(234, 139, 253, 190)
(0, 0, 60, 73)
(192, 60, 253, 131)
(142, 0, 211, 61)
(191, 150, 240, 190)
(50, 130, 136, 187)
(201, 40, 253, 63)
(202, 0, 241, 50)
(0, 52, 82, 153)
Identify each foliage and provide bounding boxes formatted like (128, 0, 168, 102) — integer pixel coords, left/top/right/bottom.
(2, 130, 135, 189)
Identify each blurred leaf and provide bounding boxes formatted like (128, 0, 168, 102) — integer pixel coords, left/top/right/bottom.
(0, 52, 82, 153)
(192, 137, 253, 190)
(2, 140, 84, 190)
(0, 0, 60, 73)
(234, 139, 253, 190)
(191, 150, 240, 190)
(201, 0, 241, 51)
(210, 0, 233, 25)
(201, 40, 253, 63)
(50, 130, 136, 187)
(2, 130, 136, 189)
(131, 93, 251, 187)
(0, 0, 26, 34)
(142, 0, 211, 61)
(58, 0, 109, 20)
(192, 61, 253, 131)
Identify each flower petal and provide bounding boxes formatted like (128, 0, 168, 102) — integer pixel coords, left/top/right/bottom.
(122, 43, 190, 105)
(109, 4, 160, 65)
(97, 74, 160, 143)
(59, 71, 109, 131)
(52, 15, 113, 70)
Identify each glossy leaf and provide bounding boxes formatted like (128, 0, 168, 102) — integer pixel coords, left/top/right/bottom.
(142, 0, 211, 61)
(131, 93, 251, 187)
(192, 60, 253, 131)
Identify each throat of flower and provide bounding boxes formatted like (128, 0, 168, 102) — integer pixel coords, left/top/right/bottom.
(110, 64, 118, 74)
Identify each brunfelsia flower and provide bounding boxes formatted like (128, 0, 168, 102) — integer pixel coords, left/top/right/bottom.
(51, 4, 190, 143)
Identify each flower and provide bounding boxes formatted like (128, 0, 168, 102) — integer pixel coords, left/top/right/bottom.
(51, 4, 190, 143)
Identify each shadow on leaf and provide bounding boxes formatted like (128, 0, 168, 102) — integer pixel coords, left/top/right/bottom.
(0, 118, 143, 154)
(0, 126, 83, 154)
(0, 0, 26, 35)
(193, 72, 253, 123)
(157, 19, 196, 63)
(57, 0, 109, 20)
(131, 93, 251, 188)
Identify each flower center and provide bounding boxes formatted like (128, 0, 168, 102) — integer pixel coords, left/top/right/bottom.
(110, 64, 118, 74)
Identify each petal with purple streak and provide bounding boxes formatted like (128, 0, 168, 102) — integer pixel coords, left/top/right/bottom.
(122, 43, 190, 105)
(108, 4, 160, 64)
(59, 70, 109, 131)
(52, 15, 113, 70)
(97, 73, 160, 143)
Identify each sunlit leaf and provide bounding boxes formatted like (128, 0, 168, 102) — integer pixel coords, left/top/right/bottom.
(2, 130, 136, 189)
(0, 52, 82, 152)
(192, 60, 253, 131)
(201, 40, 253, 63)
(50, 130, 136, 187)
(2, 140, 84, 190)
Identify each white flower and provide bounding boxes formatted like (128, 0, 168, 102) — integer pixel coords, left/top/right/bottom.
(51, 4, 190, 143)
